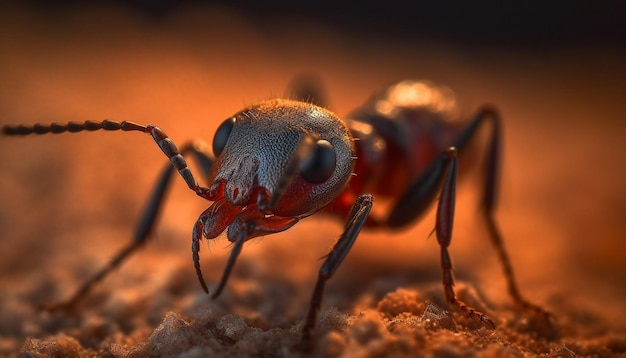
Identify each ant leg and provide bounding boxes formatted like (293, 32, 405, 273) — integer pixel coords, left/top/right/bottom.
(300, 194, 373, 351)
(437, 148, 494, 328)
(41, 140, 214, 311)
(385, 142, 494, 325)
(451, 108, 550, 317)
(387, 151, 448, 227)
(388, 107, 550, 321)
(460, 108, 552, 319)
(285, 73, 329, 108)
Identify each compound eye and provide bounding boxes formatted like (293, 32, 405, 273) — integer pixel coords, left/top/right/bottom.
(300, 139, 336, 184)
(212, 117, 235, 156)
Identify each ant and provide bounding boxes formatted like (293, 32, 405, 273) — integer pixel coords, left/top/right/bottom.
(3, 76, 550, 350)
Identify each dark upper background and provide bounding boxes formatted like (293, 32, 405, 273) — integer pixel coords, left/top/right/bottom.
(22, 0, 626, 50)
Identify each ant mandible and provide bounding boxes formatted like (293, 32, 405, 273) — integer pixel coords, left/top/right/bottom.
(3, 76, 550, 350)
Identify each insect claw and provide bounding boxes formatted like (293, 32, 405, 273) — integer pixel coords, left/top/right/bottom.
(478, 313, 496, 329)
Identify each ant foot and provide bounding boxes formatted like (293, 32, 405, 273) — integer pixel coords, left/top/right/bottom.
(512, 299, 560, 340)
(451, 298, 495, 329)
(517, 299, 555, 325)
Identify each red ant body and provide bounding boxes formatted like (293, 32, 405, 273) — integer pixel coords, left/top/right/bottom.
(3, 78, 548, 350)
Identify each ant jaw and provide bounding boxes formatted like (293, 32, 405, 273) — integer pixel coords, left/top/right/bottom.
(256, 188, 274, 214)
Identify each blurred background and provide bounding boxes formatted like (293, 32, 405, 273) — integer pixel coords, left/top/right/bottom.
(0, 0, 624, 353)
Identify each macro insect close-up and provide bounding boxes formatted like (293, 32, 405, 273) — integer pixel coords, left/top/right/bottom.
(3, 77, 553, 349)
(1, 2, 625, 357)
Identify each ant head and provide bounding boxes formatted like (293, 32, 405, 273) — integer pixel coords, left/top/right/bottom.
(207, 99, 355, 218)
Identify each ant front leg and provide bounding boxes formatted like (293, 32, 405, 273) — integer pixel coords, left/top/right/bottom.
(4, 121, 215, 311)
(49, 140, 215, 311)
(300, 194, 373, 352)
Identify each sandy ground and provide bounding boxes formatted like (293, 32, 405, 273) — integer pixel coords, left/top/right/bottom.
(1, 3, 625, 357)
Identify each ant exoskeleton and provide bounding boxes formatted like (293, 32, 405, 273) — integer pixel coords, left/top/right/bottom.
(3, 77, 550, 350)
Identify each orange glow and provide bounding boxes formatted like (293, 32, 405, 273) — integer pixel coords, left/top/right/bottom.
(0, 2, 625, 357)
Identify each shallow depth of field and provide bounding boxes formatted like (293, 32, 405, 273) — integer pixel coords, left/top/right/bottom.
(0, 2, 625, 357)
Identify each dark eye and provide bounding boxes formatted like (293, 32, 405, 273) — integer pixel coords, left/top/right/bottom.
(300, 139, 336, 184)
(212, 117, 235, 156)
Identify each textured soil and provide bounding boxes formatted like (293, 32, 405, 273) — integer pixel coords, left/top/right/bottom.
(1, 3, 625, 357)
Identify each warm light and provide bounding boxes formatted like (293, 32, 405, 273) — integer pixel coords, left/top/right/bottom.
(379, 80, 458, 119)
